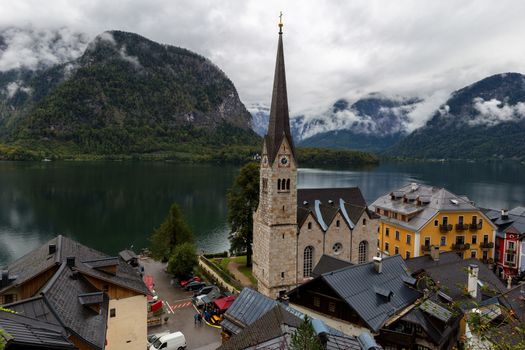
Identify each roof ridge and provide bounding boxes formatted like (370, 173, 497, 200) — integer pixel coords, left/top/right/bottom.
(41, 263, 67, 295)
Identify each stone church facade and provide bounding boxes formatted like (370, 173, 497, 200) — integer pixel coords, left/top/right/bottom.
(252, 23, 378, 299)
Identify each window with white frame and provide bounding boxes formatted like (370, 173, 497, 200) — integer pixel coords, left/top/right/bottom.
(303, 246, 314, 277)
(359, 241, 368, 263)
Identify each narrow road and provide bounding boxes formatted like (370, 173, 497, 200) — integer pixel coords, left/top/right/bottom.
(227, 261, 253, 287)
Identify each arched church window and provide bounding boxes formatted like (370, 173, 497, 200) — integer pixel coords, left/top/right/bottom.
(362, 218, 367, 225)
(277, 179, 281, 190)
(358, 241, 368, 264)
(304, 246, 314, 277)
(286, 179, 290, 190)
(308, 222, 312, 230)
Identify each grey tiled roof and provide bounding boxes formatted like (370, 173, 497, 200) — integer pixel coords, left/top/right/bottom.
(399, 297, 460, 347)
(370, 183, 490, 232)
(312, 254, 353, 278)
(218, 305, 302, 350)
(290, 255, 421, 332)
(484, 207, 525, 236)
(218, 304, 363, 350)
(323, 255, 421, 332)
(406, 252, 506, 305)
(7, 264, 109, 350)
(0, 310, 76, 349)
(2, 235, 149, 350)
(1, 235, 148, 296)
(221, 288, 277, 335)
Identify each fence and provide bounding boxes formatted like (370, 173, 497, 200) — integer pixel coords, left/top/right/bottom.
(198, 256, 242, 294)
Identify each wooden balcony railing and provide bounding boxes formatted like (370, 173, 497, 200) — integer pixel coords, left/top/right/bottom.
(480, 242, 494, 249)
(452, 243, 471, 251)
(455, 223, 469, 231)
(469, 222, 482, 231)
(440, 224, 453, 233)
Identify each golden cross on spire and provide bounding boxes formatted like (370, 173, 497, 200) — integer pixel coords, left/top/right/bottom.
(278, 11, 283, 34)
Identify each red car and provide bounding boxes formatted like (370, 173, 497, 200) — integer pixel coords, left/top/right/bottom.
(180, 276, 201, 287)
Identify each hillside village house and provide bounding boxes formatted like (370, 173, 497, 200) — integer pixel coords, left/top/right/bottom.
(252, 14, 378, 299)
(484, 207, 525, 280)
(371, 183, 496, 261)
(0, 235, 149, 350)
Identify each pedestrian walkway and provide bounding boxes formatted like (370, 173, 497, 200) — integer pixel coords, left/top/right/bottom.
(227, 261, 253, 287)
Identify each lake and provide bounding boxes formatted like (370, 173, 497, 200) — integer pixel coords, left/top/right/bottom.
(1, 160, 524, 266)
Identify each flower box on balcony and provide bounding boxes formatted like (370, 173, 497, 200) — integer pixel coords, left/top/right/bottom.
(469, 223, 482, 231)
(480, 242, 494, 249)
(439, 224, 453, 232)
(452, 243, 471, 251)
(455, 223, 469, 231)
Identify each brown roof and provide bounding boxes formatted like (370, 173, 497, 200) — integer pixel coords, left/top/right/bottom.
(297, 188, 370, 230)
(265, 31, 295, 164)
(298, 188, 366, 207)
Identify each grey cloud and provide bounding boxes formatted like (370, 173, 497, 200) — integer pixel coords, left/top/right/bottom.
(0, 26, 89, 71)
(1, 0, 525, 128)
(470, 98, 525, 126)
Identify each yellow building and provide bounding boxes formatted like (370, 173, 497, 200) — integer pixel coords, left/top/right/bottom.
(371, 183, 496, 261)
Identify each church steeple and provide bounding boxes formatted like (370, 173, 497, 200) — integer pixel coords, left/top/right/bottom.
(266, 13, 295, 164)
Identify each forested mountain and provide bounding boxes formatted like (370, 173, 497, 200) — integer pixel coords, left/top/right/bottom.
(386, 73, 525, 160)
(0, 29, 259, 159)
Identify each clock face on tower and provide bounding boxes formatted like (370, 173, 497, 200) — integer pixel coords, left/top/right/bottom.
(279, 155, 289, 167)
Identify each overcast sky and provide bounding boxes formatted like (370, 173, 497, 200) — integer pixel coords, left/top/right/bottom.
(2, 0, 525, 124)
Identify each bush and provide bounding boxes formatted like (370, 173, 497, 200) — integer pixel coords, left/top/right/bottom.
(167, 243, 198, 277)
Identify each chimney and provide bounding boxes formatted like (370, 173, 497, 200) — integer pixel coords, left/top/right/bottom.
(501, 209, 509, 220)
(48, 244, 57, 255)
(430, 246, 440, 261)
(0, 270, 9, 288)
(467, 264, 479, 298)
(66, 256, 76, 268)
(373, 256, 382, 274)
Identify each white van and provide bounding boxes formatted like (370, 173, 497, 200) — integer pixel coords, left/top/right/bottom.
(147, 331, 170, 346)
(149, 331, 186, 350)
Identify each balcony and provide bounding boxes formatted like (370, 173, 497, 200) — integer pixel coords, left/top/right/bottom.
(480, 242, 494, 249)
(421, 245, 432, 253)
(452, 243, 471, 251)
(455, 223, 469, 231)
(469, 222, 482, 231)
(439, 224, 453, 233)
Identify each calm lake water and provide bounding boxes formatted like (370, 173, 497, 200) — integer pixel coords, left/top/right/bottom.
(1, 160, 524, 266)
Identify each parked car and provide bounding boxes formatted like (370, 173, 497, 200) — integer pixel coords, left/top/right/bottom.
(149, 331, 186, 350)
(179, 276, 201, 287)
(147, 331, 170, 347)
(193, 285, 220, 297)
(193, 287, 221, 307)
(184, 281, 207, 291)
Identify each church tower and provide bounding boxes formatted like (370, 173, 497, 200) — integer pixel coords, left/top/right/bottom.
(252, 16, 298, 298)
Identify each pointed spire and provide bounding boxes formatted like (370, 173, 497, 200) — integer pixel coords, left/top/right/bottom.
(266, 12, 295, 163)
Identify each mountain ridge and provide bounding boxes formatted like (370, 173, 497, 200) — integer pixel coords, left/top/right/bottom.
(0, 29, 260, 159)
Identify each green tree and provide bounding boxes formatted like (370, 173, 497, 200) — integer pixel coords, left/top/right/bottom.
(150, 203, 194, 261)
(167, 242, 198, 277)
(227, 162, 259, 267)
(290, 315, 324, 350)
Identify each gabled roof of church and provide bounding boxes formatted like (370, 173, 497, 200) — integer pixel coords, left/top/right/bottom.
(265, 26, 295, 164)
(297, 188, 374, 230)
